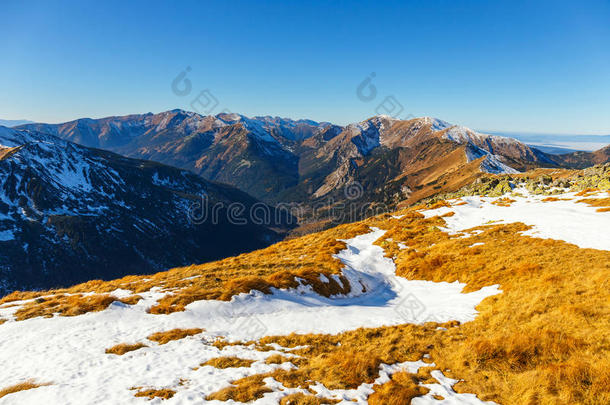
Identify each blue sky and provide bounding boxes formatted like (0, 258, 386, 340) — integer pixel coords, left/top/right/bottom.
(1, 0, 609, 134)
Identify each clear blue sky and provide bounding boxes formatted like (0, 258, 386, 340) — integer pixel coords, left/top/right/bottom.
(2, 0, 609, 134)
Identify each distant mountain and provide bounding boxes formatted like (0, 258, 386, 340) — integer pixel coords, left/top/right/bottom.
(525, 145, 581, 155)
(0, 125, 290, 294)
(277, 116, 559, 220)
(20, 111, 563, 209)
(21, 111, 330, 200)
(0, 119, 34, 127)
(553, 144, 610, 169)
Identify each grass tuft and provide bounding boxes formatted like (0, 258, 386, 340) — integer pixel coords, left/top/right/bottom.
(132, 387, 176, 400)
(105, 343, 147, 355)
(279, 393, 339, 404)
(12, 294, 141, 321)
(206, 374, 271, 402)
(265, 354, 292, 364)
(491, 197, 516, 207)
(147, 328, 203, 345)
(201, 356, 255, 369)
(368, 371, 430, 405)
(0, 380, 50, 399)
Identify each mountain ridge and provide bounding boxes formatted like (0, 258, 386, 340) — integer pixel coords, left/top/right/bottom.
(17, 111, 569, 197)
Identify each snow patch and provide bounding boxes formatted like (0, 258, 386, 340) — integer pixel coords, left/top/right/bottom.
(420, 191, 610, 251)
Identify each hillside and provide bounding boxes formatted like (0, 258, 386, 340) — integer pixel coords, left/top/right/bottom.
(0, 166, 608, 404)
(0, 126, 290, 294)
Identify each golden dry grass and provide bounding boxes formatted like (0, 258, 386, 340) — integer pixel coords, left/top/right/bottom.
(0, 380, 50, 399)
(0, 146, 23, 161)
(105, 343, 147, 355)
(427, 200, 452, 209)
(0, 222, 370, 319)
(132, 387, 176, 400)
(145, 223, 369, 314)
(299, 350, 382, 389)
(11, 294, 141, 321)
(204, 322, 453, 401)
(368, 371, 430, 405)
(0, 318, 6, 325)
(577, 198, 610, 212)
(378, 214, 610, 403)
(203, 209, 609, 404)
(205, 374, 271, 402)
(541, 196, 571, 202)
(147, 328, 203, 345)
(575, 188, 600, 197)
(265, 354, 292, 364)
(201, 356, 255, 368)
(279, 393, 339, 404)
(491, 197, 517, 207)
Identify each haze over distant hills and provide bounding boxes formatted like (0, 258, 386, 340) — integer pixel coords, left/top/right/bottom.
(488, 131, 610, 154)
(0, 119, 34, 128)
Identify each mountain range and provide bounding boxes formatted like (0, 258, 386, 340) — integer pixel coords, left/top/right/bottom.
(1, 111, 609, 404)
(19, 111, 609, 214)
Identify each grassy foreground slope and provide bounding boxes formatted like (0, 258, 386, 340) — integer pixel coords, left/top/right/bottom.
(0, 167, 609, 404)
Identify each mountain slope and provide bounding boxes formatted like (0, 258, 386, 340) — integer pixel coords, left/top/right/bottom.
(0, 167, 607, 404)
(278, 116, 550, 220)
(0, 126, 289, 294)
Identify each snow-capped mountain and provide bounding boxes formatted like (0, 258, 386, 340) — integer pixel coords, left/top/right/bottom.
(19, 111, 608, 223)
(293, 115, 553, 209)
(0, 126, 290, 295)
(20, 111, 331, 200)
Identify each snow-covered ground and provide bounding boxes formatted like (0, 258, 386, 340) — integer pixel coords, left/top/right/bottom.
(420, 189, 610, 251)
(0, 228, 500, 404)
